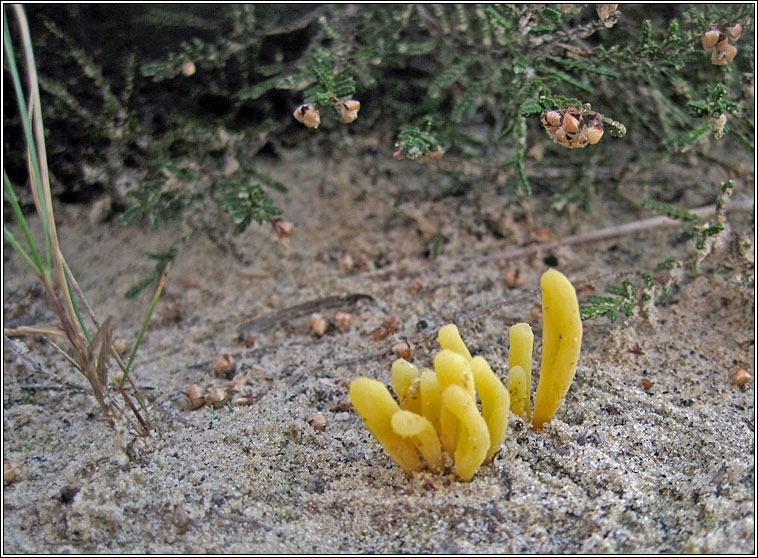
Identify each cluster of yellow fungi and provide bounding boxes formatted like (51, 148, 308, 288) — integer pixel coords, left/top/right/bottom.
(349, 269, 582, 481)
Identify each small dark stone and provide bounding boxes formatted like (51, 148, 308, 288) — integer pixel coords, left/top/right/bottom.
(543, 253, 559, 267)
(59, 484, 81, 504)
(211, 492, 226, 507)
(604, 404, 620, 415)
(416, 319, 428, 332)
(306, 474, 326, 494)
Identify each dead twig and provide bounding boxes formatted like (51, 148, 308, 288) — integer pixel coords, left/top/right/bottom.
(463, 198, 754, 266)
(210, 508, 273, 532)
(238, 293, 373, 334)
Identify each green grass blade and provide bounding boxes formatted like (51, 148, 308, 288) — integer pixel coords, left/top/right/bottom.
(123, 263, 171, 382)
(3, 226, 40, 273)
(65, 273, 92, 344)
(3, 171, 44, 273)
(3, 8, 51, 273)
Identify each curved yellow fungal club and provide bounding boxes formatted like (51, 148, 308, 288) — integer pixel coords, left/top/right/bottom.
(419, 368, 442, 434)
(508, 323, 534, 421)
(434, 349, 475, 397)
(471, 356, 510, 461)
(391, 410, 443, 471)
(351, 325, 514, 481)
(433, 349, 475, 455)
(391, 358, 421, 414)
(532, 269, 583, 429)
(438, 323, 472, 360)
(506, 365, 527, 419)
(349, 378, 423, 473)
(442, 384, 490, 481)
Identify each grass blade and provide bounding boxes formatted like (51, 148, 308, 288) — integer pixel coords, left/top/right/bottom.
(3, 9, 49, 260)
(123, 262, 171, 381)
(3, 172, 44, 273)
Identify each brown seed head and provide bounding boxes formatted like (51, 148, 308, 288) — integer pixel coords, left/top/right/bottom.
(339, 99, 361, 123)
(730, 367, 751, 387)
(562, 113, 580, 134)
(504, 268, 524, 288)
(568, 129, 589, 149)
(113, 337, 130, 354)
(586, 118, 604, 144)
(212, 353, 236, 378)
(727, 23, 742, 43)
(273, 220, 294, 240)
(310, 313, 329, 337)
(709, 113, 728, 138)
(392, 339, 413, 361)
(334, 311, 353, 332)
(544, 110, 562, 127)
(712, 40, 737, 65)
(181, 60, 196, 77)
(702, 28, 721, 52)
(206, 386, 229, 409)
(4, 459, 22, 484)
(184, 382, 206, 410)
(338, 253, 354, 272)
(530, 304, 542, 323)
(596, 4, 618, 20)
(553, 127, 570, 147)
(307, 411, 327, 431)
(227, 374, 249, 390)
(230, 393, 255, 407)
(293, 104, 321, 128)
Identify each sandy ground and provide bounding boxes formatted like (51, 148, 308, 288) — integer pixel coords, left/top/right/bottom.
(2, 144, 755, 553)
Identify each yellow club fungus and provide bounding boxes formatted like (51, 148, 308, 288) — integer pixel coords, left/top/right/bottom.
(442, 384, 490, 481)
(391, 359, 421, 415)
(349, 377, 423, 472)
(506, 365, 527, 418)
(532, 269, 583, 429)
(418, 368, 442, 434)
(391, 410, 443, 471)
(350, 327, 508, 480)
(471, 356, 510, 461)
(433, 349, 475, 455)
(508, 323, 534, 420)
(438, 323, 472, 360)
(349, 268, 583, 480)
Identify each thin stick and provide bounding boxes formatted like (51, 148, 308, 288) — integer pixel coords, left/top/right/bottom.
(463, 198, 754, 266)
(210, 508, 273, 532)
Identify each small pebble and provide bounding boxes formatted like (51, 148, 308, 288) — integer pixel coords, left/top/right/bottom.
(59, 484, 81, 504)
(306, 474, 326, 494)
(335, 393, 353, 412)
(172, 503, 192, 533)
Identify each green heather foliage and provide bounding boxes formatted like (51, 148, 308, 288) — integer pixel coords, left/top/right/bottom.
(11, 5, 752, 211)
(4, 5, 752, 298)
